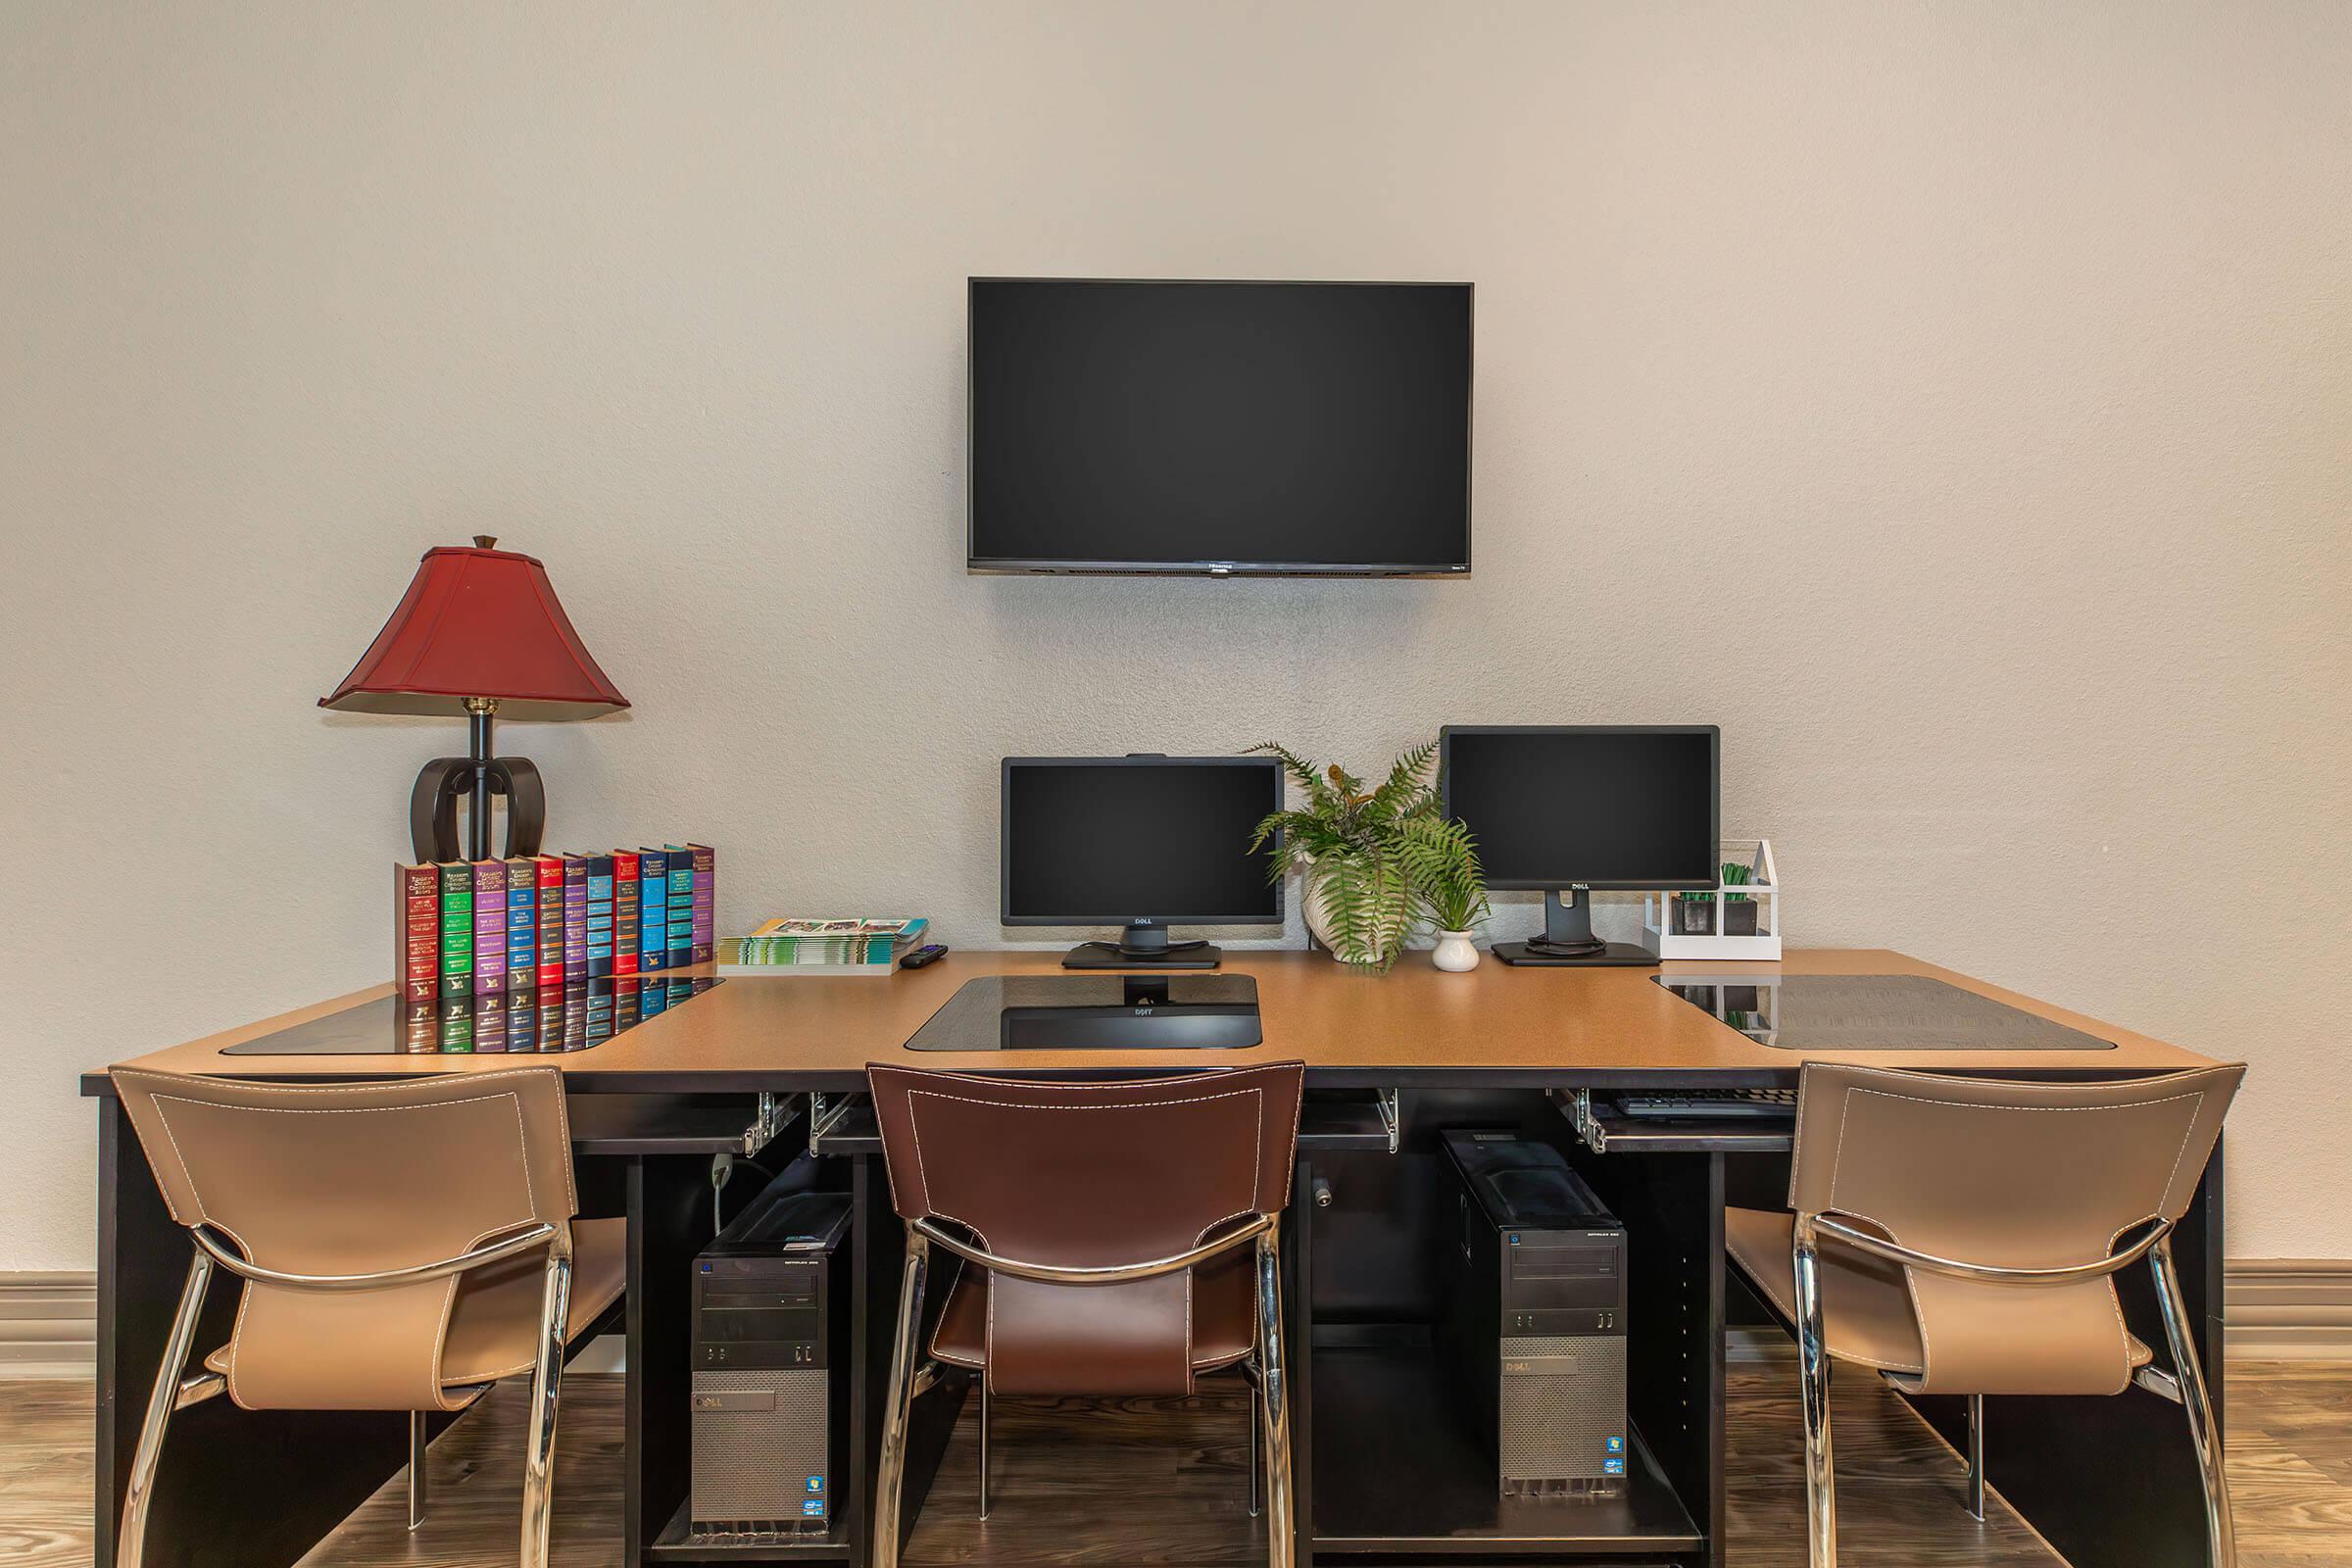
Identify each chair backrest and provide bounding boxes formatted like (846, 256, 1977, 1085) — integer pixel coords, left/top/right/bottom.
(111, 1066, 578, 1411)
(867, 1061, 1304, 1396)
(1788, 1061, 2242, 1396)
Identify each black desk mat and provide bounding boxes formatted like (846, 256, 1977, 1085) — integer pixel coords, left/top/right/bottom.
(221, 976, 722, 1054)
(1657, 973, 2114, 1051)
(904, 973, 1262, 1051)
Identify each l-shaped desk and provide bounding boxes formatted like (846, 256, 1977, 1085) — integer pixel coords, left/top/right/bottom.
(83, 949, 2227, 1568)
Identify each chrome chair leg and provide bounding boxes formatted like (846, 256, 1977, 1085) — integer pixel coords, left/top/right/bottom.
(1791, 1217, 1837, 1568)
(1965, 1394, 1984, 1521)
(119, 1248, 214, 1568)
(978, 1379, 992, 1520)
(874, 1233, 931, 1568)
(518, 1250, 571, 1568)
(1255, 1223, 1294, 1568)
(2152, 1237, 2237, 1568)
(409, 1409, 429, 1531)
(1248, 1374, 1262, 1518)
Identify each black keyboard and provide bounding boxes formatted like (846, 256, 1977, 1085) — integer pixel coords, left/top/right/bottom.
(1613, 1089, 1796, 1120)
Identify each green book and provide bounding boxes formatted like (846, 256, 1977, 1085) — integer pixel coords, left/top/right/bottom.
(436, 860, 474, 1001)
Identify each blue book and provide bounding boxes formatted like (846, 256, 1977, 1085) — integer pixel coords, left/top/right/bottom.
(639, 849, 669, 973)
(584, 855, 614, 980)
(504, 858, 538, 993)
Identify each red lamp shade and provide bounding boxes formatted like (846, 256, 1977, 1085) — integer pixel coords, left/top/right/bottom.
(319, 540, 629, 720)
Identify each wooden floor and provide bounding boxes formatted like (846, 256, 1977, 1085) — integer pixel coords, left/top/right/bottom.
(5, 1362, 2348, 1566)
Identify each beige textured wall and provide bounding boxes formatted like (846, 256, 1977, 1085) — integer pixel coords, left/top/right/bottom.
(3, 2, 2347, 1270)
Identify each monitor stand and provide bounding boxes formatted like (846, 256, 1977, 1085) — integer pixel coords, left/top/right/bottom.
(1061, 923, 1222, 970)
(1493, 889, 1657, 968)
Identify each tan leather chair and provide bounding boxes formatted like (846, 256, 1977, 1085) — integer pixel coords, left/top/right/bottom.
(1725, 1062, 2243, 1568)
(109, 1066, 626, 1568)
(866, 1061, 1305, 1568)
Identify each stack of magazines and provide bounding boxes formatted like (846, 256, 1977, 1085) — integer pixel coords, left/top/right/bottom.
(717, 917, 929, 977)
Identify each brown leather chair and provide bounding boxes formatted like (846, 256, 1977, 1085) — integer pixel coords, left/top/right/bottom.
(867, 1061, 1305, 1568)
(108, 1066, 626, 1568)
(1725, 1061, 2243, 1568)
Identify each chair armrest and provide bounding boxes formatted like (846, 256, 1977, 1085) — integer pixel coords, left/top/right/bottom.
(189, 1220, 563, 1291)
(909, 1213, 1272, 1286)
(1803, 1212, 2171, 1287)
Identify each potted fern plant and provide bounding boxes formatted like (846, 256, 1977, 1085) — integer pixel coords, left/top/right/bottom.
(1247, 740, 1443, 973)
(1398, 814, 1491, 971)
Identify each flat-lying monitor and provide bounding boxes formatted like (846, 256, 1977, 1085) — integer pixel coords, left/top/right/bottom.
(1002, 755, 1283, 968)
(1440, 726, 1720, 967)
(968, 279, 1473, 576)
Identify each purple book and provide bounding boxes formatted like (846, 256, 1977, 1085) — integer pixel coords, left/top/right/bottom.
(470, 860, 508, 996)
(563, 856, 590, 1050)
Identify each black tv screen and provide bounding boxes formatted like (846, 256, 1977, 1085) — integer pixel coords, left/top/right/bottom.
(968, 279, 1472, 575)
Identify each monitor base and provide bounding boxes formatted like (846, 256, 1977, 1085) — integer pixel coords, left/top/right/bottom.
(1061, 943, 1223, 970)
(1494, 940, 1658, 968)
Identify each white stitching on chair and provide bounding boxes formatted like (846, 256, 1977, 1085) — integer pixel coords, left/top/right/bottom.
(1824, 1086, 2199, 1393)
(1826, 1088, 2201, 1215)
(906, 1087, 1263, 1241)
(144, 1100, 207, 1226)
(156, 1088, 544, 1410)
(2157, 1102, 2210, 1222)
(906, 1080, 1276, 1397)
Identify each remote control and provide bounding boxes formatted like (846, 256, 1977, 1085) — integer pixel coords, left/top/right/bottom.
(900, 944, 949, 969)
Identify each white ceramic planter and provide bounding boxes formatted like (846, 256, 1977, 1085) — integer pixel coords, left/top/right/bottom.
(1302, 868, 1359, 962)
(1301, 863, 1405, 966)
(1431, 930, 1480, 972)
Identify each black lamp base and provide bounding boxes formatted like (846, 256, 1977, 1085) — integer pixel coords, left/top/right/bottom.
(409, 755, 546, 863)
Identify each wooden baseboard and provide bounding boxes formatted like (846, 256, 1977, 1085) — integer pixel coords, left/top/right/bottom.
(0, 1271, 95, 1378)
(2226, 1259, 2352, 1361)
(1732, 1260, 2352, 1368)
(6, 1261, 2348, 1380)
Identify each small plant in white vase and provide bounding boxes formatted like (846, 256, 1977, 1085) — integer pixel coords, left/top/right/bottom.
(1399, 816, 1490, 973)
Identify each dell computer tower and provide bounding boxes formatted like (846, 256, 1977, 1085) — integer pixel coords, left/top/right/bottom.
(1438, 1129, 1629, 1496)
(690, 1182, 853, 1544)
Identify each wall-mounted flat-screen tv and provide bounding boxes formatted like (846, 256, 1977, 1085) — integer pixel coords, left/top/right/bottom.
(968, 278, 1472, 576)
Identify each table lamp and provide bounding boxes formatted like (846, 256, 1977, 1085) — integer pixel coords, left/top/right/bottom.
(320, 537, 630, 862)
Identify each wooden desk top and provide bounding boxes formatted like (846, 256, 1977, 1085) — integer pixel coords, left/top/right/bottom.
(88, 949, 2217, 1095)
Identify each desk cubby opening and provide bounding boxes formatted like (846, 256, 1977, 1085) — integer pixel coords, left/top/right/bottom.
(1308, 1330, 1704, 1557)
(1296, 1091, 1725, 1565)
(621, 1116, 863, 1566)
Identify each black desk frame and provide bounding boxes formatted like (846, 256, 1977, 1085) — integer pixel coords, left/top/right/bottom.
(89, 1075, 2225, 1568)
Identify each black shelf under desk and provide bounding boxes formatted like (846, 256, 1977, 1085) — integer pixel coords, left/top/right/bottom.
(1309, 1339, 1703, 1559)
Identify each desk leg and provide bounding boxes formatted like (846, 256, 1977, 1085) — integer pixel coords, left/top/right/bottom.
(623, 1155, 709, 1562)
(94, 1097, 416, 1568)
(1903, 1141, 2227, 1568)
(1289, 1157, 1315, 1568)
(1570, 1147, 1727, 1568)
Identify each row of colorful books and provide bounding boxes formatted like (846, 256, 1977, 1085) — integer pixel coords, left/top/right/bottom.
(396, 846, 714, 1052)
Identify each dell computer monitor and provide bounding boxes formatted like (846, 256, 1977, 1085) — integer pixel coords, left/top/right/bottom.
(1440, 725, 1720, 967)
(968, 278, 1473, 576)
(1002, 755, 1283, 968)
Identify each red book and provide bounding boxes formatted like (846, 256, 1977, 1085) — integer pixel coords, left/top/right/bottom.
(533, 857, 565, 993)
(612, 851, 642, 976)
(396, 863, 439, 1004)
(397, 997, 436, 1054)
